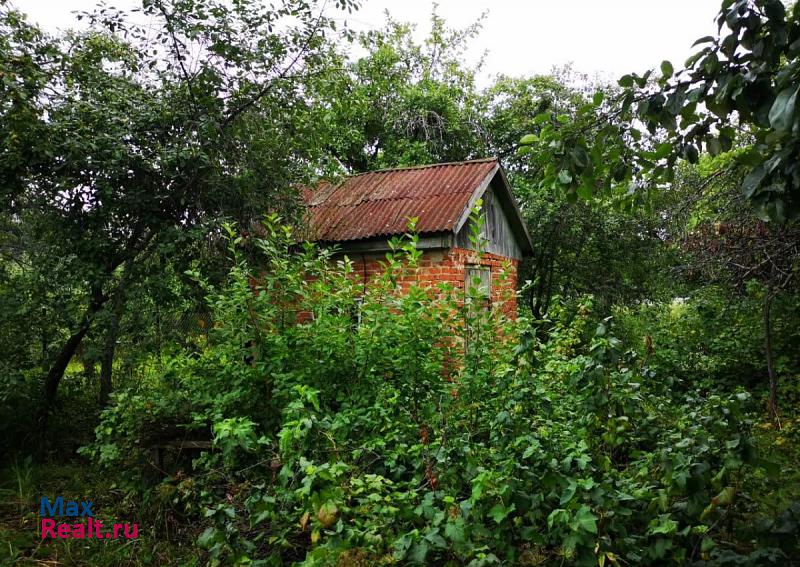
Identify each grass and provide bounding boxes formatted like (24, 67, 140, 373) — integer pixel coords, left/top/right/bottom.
(0, 459, 201, 566)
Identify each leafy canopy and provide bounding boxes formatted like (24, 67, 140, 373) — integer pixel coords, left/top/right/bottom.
(520, 0, 800, 222)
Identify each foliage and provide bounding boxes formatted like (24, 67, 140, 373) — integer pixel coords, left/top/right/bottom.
(483, 70, 675, 318)
(0, 458, 201, 566)
(520, 0, 800, 222)
(2, 2, 800, 565)
(0, 0, 355, 422)
(319, 7, 488, 171)
(74, 220, 788, 566)
(616, 287, 800, 397)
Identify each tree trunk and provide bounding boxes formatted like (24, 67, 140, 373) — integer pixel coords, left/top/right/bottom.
(764, 290, 778, 420)
(99, 262, 132, 406)
(79, 343, 96, 380)
(40, 288, 107, 434)
(155, 303, 162, 358)
(41, 309, 48, 361)
(39, 231, 152, 437)
(98, 309, 119, 406)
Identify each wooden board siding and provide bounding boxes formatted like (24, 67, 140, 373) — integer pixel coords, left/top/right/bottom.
(454, 180, 524, 260)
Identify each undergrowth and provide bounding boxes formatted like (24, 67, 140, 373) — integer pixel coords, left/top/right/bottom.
(3, 216, 798, 565)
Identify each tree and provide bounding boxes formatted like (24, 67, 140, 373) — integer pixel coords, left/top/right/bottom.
(318, 7, 489, 172)
(518, 0, 800, 415)
(484, 71, 671, 318)
(521, 0, 800, 222)
(671, 156, 799, 418)
(0, 0, 354, 429)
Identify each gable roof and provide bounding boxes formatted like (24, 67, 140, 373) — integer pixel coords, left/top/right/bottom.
(302, 158, 533, 254)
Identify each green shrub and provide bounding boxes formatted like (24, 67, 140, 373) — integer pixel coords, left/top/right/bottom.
(81, 217, 774, 566)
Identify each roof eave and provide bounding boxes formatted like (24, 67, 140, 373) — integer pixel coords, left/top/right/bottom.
(313, 232, 455, 254)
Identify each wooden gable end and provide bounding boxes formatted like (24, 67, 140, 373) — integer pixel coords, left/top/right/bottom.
(454, 174, 526, 260)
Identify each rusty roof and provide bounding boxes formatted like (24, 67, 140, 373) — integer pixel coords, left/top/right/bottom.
(302, 158, 500, 243)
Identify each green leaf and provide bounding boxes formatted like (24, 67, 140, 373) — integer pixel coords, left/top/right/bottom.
(685, 50, 705, 68)
(522, 440, 540, 459)
(635, 70, 653, 88)
(592, 91, 605, 106)
(660, 60, 674, 78)
(489, 502, 515, 524)
(547, 508, 568, 529)
(444, 522, 465, 543)
(425, 530, 446, 548)
(519, 133, 537, 145)
(692, 35, 716, 47)
(560, 481, 577, 505)
(754, 457, 781, 477)
(612, 163, 629, 182)
(654, 142, 673, 159)
(649, 516, 678, 535)
(577, 183, 593, 200)
(764, 0, 786, 21)
(570, 146, 590, 168)
(408, 540, 429, 563)
(197, 527, 219, 548)
(741, 165, 767, 198)
(651, 538, 673, 558)
(571, 505, 598, 534)
(665, 89, 686, 115)
(682, 145, 699, 164)
(558, 170, 573, 185)
(712, 486, 735, 506)
(768, 85, 799, 132)
(701, 537, 716, 553)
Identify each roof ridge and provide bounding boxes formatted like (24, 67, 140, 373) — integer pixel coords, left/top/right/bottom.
(349, 157, 497, 177)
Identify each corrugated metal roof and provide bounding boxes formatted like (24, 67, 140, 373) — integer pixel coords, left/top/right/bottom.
(302, 158, 498, 243)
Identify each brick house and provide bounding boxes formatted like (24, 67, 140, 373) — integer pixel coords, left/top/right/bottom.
(302, 158, 533, 318)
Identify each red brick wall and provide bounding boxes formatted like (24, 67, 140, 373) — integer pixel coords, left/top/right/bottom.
(343, 247, 519, 319)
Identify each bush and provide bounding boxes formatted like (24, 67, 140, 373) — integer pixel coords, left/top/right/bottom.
(615, 287, 800, 402)
(82, 217, 773, 566)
